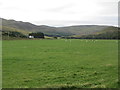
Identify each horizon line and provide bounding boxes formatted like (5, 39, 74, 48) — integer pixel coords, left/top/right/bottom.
(0, 17, 118, 27)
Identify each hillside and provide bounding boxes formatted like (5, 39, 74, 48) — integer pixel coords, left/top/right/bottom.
(1, 18, 119, 38)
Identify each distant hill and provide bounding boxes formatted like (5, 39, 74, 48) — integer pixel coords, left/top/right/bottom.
(0, 18, 119, 39)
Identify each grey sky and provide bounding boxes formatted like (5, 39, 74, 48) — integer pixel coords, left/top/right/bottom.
(0, 0, 119, 26)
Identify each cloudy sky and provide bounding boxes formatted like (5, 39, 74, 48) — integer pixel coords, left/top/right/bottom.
(0, 0, 119, 27)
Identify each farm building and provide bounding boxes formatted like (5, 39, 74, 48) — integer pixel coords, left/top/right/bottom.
(29, 35, 34, 38)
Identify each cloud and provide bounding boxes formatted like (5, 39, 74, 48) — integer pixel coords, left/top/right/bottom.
(33, 16, 118, 27)
(0, 0, 118, 26)
(44, 4, 73, 13)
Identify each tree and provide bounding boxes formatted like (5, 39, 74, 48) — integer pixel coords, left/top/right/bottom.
(2, 31, 27, 38)
(29, 32, 44, 38)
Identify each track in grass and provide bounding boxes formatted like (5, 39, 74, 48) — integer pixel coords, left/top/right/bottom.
(2, 39, 118, 88)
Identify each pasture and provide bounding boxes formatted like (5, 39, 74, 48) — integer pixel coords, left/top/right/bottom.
(2, 39, 118, 88)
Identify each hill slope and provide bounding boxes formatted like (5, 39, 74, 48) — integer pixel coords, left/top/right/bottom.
(1, 18, 119, 37)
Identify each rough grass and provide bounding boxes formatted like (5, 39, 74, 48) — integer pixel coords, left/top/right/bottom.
(2, 39, 118, 88)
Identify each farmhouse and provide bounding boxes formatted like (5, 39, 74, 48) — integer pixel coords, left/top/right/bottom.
(29, 35, 34, 39)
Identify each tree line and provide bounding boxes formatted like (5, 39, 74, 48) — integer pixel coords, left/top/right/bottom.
(2, 29, 120, 39)
(2, 31, 44, 38)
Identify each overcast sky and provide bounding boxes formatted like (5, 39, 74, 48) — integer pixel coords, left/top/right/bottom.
(0, 0, 119, 27)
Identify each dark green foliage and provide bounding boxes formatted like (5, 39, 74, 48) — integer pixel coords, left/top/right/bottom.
(29, 32, 44, 38)
(53, 36, 58, 39)
(2, 31, 27, 38)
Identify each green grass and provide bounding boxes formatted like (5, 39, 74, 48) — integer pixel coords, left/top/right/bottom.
(2, 39, 118, 88)
(0, 40, 2, 89)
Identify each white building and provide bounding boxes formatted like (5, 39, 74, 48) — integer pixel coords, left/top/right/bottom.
(29, 36, 34, 38)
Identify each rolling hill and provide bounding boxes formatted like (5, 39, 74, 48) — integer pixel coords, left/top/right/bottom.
(0, 18, 119, 38)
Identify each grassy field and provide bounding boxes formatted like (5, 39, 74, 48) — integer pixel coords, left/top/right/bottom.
(2, 39, 118, 88)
